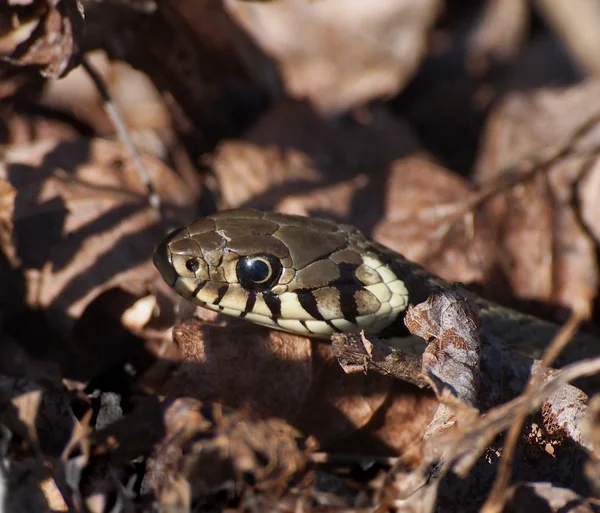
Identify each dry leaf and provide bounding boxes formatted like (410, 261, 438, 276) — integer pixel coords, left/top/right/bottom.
(373, 155, 498, 286)
(578, 157, 600, 246)
(504, 481, 596, 513)
(405, 285, 481, 409)
(475, 82, 600, 314)
(0, 0, 85, 78)
(160, 317, 436, 455)
(162, 317, 314, 423)
(211, 100, 421, 229)
(226, 0, 442, 113)
(128, 0, 271, 154)
(0, 137, 198, 336)
(467, 0, 529, 74)
(146, 399, 305, 506)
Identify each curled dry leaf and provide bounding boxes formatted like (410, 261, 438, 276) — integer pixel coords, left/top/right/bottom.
(0, 137, 198, 337)
(0, 374, 80, 458)
(159, 317, 436, 455)
(373, 156, 498, 286)
(474, 81, 600, 314)
(146, 398, 306, 506)
(0, 0, 85, 78)
(402, 285, 482, 454)
(226, 0, 442, 113)
(161, 317, 313, 423)
(383, 357, 597, 511)
(405, 285, 481, 409)
(210, 101, 421, 224)
(504, 481, 596, 513)
(331, 331, 426, 388)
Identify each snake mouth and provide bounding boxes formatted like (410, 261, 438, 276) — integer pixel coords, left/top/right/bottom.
(153, 239, 177, 287)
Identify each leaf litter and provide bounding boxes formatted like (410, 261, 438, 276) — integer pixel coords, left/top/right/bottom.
(1, 1, 600, 512)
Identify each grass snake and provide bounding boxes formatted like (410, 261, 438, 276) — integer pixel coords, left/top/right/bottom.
(153, 209, 599, 363)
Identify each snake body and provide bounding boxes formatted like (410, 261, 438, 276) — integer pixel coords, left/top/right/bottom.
(153, 209, 597, 360)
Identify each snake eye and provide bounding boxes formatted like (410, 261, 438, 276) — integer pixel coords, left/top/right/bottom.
(236, 254, 282, 291)
(185, 258, 201, 273)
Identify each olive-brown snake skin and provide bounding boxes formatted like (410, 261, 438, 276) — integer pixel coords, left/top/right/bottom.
(153, 209, 597, 361)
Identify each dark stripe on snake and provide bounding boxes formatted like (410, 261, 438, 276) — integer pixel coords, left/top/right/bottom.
(213, 284, 229, 305)
(332, 261, 362, 286)
(263, 292, 281, 319)
(297, 289, 340, 331)
(241, 292, 256, 318)
(192, 281, 207, 299)
(296, 289, 324, 320)
(339, 286, 359, 324)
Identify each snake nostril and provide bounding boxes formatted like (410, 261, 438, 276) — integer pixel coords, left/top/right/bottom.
(153, 239, 177, 286)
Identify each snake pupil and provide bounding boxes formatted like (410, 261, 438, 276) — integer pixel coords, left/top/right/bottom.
(245, 260, 270, 282)
(236, 254, 281, 291)
(185, 258, 201, 273)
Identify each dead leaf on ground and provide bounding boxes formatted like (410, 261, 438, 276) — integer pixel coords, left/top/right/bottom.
(159, 316, 314, 423)
(226, 0, 442, 114)
(0, 137, 199, 338)
(467, 0, 529, 74)
(405, 285, 481, 409)
(373, 155, 498, 286)
(157, 317, 437, 456)
(128, 0, 273, 155)
(210, 100, 421, 228)
(474, 81, 600, 315)
(0, 0, 85, 78)
(146, 398, 306, 507)
(503, 481, 597, 513)
(211, 103, 497, 289)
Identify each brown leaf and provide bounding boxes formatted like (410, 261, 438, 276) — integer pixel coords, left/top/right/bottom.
(0, 176, 17, 267)
(0, 138, 198, 336)
(146, 398, 306, 506)
(40, 50, 174, 141)
(331, 331, 426, 388)
(128, 0, 272, 155)
(536, 0, 600, 77)
(299, 340, 397, 452)
(474, 82, 600, 313)
(211, 100, 421, 224)
(373, 155, 498, 285)
(160, 317, 436, 455)
(504, 482, 596, 513)
(0, 0, 85, 78)
(0, 376, 79, 458)
(161, 317, 314, 423)
(226, 0, 442, 113)
(0, 457, 58, 513)
(467, 0, 529, 74)
(405, 285, 481, 409)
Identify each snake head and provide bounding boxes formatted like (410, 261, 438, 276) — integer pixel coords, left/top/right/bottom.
(153, 209, 408, 338)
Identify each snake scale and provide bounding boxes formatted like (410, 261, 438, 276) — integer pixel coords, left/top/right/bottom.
(153, 209, 598, 363)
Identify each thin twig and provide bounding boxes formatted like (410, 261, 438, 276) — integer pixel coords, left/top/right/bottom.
(81, 57, 168, 230)
(481, 309, 586, 513)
